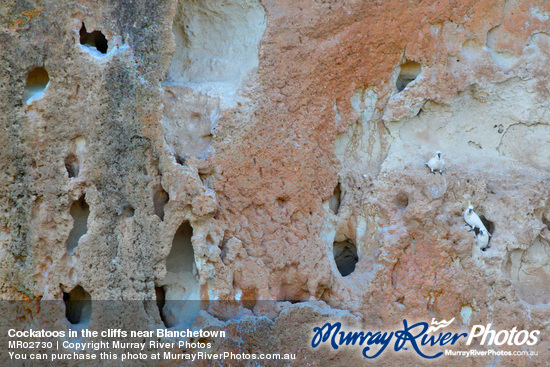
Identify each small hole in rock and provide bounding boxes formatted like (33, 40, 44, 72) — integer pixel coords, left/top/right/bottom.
(277, 197, 288, 208)
(396, 61, 421, 92)
(175, 155, 186, 166)
(153, 185, 169, 221)
(66, 196, 90, 255)
(65, 154, 79, 178)
(334, 239, 358, 277)
(122, 205, 134, 218)
(395, 193, 409, 212)
(79, 23, 108, 54)
(155, 286, 168, 327)
(23, 67, 49, 104)
(63, 285, 91, 325)
(480, 215, 495, 236)
(65, 136, 85, 179)
(329, 182, 341, 214)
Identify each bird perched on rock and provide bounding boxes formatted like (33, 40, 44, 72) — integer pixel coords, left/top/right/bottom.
(477, 229, 490, 250)
(463, 202, 487, 233)
(426, 151, 445, 175)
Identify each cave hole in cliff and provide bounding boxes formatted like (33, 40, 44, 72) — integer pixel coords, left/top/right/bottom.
(23, 67, 49, 104)
(79, 23, 108, 54)
(334, 239, 358, 276)
(396, 61, 421, 92)
(479, 215, 495, 236)
(63, 285, 92, 325)
(66, 196, 90, 255)
(395, 192, 409, 212)
(153, 185, 169, 221)
(159, 221, 200, 327)
(329, 182, 341, 214)
(65, 154, 79, 178)
(167, 221, 195, 274)
(155, 286, 169, 327)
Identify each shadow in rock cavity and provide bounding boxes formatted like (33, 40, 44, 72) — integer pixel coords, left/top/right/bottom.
(334, 239, 358, 277)
(157, 221, 200, 328)
(79, 23, 108, 56)
(63, 285, 92, 326)
(66, 196, 90, 255)
(23, 67, 49, 104)
(396, 60, 421, 92)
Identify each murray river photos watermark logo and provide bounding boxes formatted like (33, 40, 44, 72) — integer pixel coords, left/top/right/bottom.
(311, 318, 540, 359)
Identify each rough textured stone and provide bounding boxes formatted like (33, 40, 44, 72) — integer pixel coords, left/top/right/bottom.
(2, 0, 550, 365)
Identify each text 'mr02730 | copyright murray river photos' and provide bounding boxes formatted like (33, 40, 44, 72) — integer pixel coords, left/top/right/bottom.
(6, 327, 296, 362)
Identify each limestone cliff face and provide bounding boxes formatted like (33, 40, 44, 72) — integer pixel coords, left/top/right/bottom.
(2, 0, 550, 365)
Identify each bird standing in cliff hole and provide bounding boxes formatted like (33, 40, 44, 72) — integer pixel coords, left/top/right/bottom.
(477, 228, 491, 251)
(463, 202, 487, 233)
